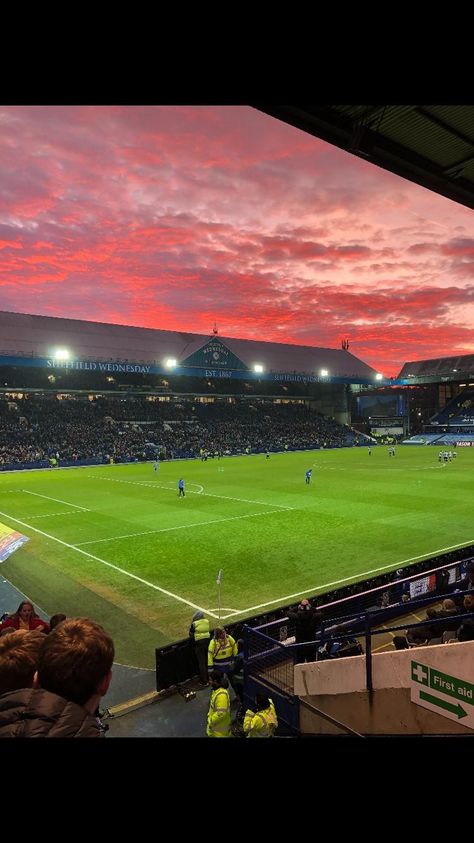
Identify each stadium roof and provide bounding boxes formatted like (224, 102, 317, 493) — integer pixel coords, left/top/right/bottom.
(398, 353, 474, 379)
(0, 310, 377, 380)
(255, 106, 474, 211)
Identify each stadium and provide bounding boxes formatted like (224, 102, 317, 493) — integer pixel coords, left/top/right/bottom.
(1, 106, 473, 737)
(1, 308, 474, 734)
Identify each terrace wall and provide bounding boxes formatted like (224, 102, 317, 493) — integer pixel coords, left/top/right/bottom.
(295, 643, 474, 735)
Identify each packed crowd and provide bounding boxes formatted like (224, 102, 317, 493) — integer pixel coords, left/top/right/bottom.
(0, 395, 357, 467)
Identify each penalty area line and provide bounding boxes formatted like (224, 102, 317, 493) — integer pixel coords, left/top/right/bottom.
(22, 489, 90, 511)
(0, 508, 220, 618)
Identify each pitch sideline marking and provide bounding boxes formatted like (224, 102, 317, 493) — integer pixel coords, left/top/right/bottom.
(0, 508, 220, 618)
(217, 538, 474, 619)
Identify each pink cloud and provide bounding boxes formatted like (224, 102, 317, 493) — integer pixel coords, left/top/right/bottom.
(0, 105, 473, 373)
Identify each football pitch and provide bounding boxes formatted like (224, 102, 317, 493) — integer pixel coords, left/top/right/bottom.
(1, 446, 473, 669)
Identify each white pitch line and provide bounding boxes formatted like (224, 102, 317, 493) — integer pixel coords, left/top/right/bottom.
(22, 489, 90, 511)
(188, 483, 204, 494)
(85, 475, 294, 510)
(218, 537, 474, 619)
(28, 511, 88, 520)
(75, 509, 288, 546)
(0, 508, 219, 618)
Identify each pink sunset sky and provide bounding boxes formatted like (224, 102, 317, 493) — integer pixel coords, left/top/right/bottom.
(0, 105, 473, 376)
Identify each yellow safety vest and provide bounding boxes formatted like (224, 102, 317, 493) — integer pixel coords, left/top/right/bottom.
(207, 687, 231, 737)
(207, 635, 237, 668)
(243, 700, 278, 737)
(192, 618, 210, 642)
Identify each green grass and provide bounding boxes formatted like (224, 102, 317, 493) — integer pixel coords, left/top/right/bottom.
(0, 446, 473, 668)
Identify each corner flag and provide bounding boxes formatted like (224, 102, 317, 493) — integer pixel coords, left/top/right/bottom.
(216, 569, 222, 586)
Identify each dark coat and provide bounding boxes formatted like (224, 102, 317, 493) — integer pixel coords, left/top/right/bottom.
(288, 608, 322, 644)
(0, 688, 102, 738)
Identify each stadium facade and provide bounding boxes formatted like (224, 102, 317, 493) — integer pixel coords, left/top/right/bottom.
(1, 310, 473, 439)
(0, 310, 383, 426)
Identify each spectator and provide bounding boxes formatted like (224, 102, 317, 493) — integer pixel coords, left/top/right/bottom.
(288, 599, 321, 663)
(2, 601, 49, 634)
(0, 618, 114, 738)
(457, 620, 474, 642)
(0, 630, 45, 695)
(49, 613, 67, 632)
(460, 562, 474, 591)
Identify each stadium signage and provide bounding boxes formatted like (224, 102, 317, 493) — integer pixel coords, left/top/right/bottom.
(0, 523, 29, 563)
(411, 660, 474, 729)
(204, 369, 232, 378)
(181, 339, 247, 371)
(46, 360, 151, 374)
(0, 354, 386, 386)
(457, 441, 473, 447)
(272, 372, 328, 383)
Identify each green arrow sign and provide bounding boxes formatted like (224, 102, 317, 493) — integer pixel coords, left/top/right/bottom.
(420, 690, 468, 719)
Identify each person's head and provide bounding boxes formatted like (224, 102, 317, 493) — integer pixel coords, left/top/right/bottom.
(192, 611, 204, 622)
(255, 693, 270, 711)
(457, 620, 474, 642)
(14, 601, 36, 622)
(209, 670, 228, 690)
(298, 599, 311, 612)
(442, 599, 456, 612)
(214, 627, 226, 641)
(463, 594, 474, 613)
(49, 613, 67, 631)
(393, 635, 409, 650)
(36, 618, 114, 712)
(0, 629, 45, 695)
(426, 608, 438, 619)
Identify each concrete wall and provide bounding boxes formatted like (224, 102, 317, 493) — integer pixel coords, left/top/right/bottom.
(295, 643, 474, 735)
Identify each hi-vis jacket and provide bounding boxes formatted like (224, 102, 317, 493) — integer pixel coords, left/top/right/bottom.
(190, 618, 210, 642)
(243, 699, 278, 737)
(207, 634, 237, 670)
(207, 686, 231, 737)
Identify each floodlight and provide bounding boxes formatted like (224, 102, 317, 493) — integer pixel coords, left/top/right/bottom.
(53, 348, 70, 360)
(164, 358, 177, 369)
(253, 364, 264, 374)
(375, 373, 383, 381)
(320, 369, 329, 377)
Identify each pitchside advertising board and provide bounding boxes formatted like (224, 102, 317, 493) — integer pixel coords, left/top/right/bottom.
(0, 522, 29, 563)
(411, 659, 474, 730)
(409, 574, 436, 598)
